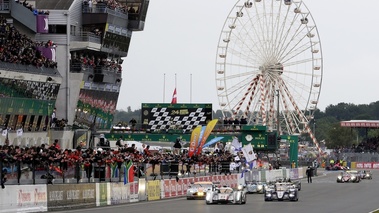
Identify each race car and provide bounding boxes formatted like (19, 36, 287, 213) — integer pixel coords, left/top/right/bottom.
(264, 182, 299, 202)
(187, 181, 214, 200)
(272, 177, 301, 191)
(205, 185, 247, 205)
(358, 170, 372, 180)
(245, 180, 268, 194)
(336, 170, 360, 183)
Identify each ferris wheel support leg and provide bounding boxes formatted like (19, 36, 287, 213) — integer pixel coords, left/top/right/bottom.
(305, 124, 323, 159)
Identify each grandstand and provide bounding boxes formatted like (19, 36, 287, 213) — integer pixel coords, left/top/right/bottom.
(0, 0, 150, 148)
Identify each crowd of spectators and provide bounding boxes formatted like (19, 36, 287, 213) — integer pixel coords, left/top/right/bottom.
(83, 0, 140, 16)
(70, 53, 122, 73)
(221, 117, 248, 131)
(0, 138, 244, 186)
(332, 137, 379, 154)
(0, 16, 57, 69)
(15, 0, 50, 15)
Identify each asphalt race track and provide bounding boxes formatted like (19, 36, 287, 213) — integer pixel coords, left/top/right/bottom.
(51, 169, 379, 213)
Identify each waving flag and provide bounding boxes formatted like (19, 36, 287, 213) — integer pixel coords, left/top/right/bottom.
(196, 119, 218, 155)
(171, 88, 177, 104)
(242, 143, 256, 163)
(188, 125, 202, 157)
(195, 126, 206, 153)
(124, 161, 134, 184)
(17, 128, 23, 137)
(231, 137, 242, 151)
(202, 136, 224, 148)
(2, 129, 7, 137)
(111, 162, 119, 178)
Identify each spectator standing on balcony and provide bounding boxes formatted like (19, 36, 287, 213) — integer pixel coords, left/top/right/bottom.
(51, 108, 57, 128)
(129, 118, 137, 131)
(116, 136, 123, 149)
(240, 116, 247, 125)
(173, 138, 182, 155)
(88, 0, 92, 12)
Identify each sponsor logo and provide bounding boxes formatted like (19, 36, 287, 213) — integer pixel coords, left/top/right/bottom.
(67, 190, 80, 200)
(49, 191, 63, 201)
(83, 189, 95, 199)
(34, 188, 47, 205)
(18, 190, 32, 206)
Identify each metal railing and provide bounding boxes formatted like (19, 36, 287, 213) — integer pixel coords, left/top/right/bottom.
(0, 160, 239, 185)
(0, 62, 59, 76)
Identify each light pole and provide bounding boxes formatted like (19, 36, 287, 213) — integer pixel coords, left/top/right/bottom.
(276, 89, 280, 134)
(48, 102, 52, 145)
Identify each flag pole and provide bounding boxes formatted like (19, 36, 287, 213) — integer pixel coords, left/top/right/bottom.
(190, 73, 192, 103)
(175, 73, 177, 103)
(163, 73, 166, 103)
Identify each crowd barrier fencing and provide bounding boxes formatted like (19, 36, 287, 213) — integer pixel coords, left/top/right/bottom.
(1, 161, 228, 185)
(0, 166, 315, 212)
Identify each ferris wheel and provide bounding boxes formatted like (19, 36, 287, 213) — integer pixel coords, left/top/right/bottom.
(215, 0, 323, 148)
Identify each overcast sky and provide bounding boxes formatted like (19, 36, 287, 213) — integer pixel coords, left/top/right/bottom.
(117, 0, 379, 112)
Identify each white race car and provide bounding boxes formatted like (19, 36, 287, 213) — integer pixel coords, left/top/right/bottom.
(246, 181, 268, 194)
(264, 182, 299, 202)
(186, 181, 214, 200)
(205, 185, 247, 205)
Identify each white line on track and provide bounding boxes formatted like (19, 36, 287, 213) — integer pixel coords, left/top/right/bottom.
(52, 197, 186, 213)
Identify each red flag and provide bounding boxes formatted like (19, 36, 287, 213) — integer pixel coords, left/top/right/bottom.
(171, 88, 177, 104)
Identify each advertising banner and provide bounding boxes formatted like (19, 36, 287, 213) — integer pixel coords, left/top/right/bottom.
(110, 182, 130, 205)
(147, 180, 161, 201)
(182, 178, 189, 194)
(356, 162, 374, 169)
(163, 179, 170, 198)
(36, 15, 48, 33)
(96, 183, 109, 206)
(170, 179, 177, 197)
(130, 182, 139, 202)
(47, 184, 95, 211)
(0, 185, 47, 213)
(176, 179, 183, 196)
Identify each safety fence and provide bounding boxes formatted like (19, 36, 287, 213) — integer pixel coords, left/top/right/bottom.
(0, 161, 240, 185)
(0, 166, 311, 212)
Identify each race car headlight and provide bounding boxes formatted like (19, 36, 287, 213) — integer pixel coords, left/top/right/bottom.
(265, 193, 272, 197)
(238, 185, 243, 190)
(337, 176, 342, 179)
(257, 185, 263, 190)
(351, 175, 356, 180)
(197, 192, 204, 196)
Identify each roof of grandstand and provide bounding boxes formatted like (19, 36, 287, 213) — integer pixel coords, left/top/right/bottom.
(340, 120, 379, 128)
(36, 0, 75, 10)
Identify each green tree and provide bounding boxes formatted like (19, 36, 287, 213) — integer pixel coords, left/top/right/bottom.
(326, 123, 357, 148)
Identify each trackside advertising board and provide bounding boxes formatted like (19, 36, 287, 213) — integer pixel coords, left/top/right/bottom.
(47, 183, 96, 211)
(0, 185, 47, 213)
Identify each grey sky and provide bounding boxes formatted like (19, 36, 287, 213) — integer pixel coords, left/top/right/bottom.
(118, 0, 379, 112)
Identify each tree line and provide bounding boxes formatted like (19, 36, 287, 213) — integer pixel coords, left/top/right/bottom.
(113, 101, 379, 149)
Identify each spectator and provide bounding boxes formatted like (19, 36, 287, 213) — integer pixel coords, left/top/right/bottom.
(116, 136, 123, 148)
(129, 118, 137, 131)
(51, 139, 61, 150)
(51, 108, 57, 128)
(173, 138, 182, 155)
